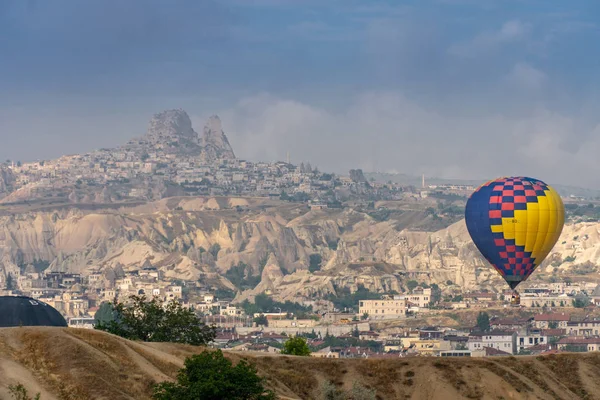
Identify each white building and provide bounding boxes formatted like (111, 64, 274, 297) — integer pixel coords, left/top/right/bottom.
(468, 331, 517, 355)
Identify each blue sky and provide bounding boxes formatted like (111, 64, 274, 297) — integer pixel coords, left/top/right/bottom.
(1, 0, 599, 187)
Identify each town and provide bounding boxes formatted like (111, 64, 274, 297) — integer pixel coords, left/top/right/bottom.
(3, 264, 600, 359)
(0, 111, 417, 207)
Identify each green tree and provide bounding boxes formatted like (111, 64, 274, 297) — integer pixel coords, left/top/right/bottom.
(94, 301, 118, 325)
(476, 311, 490, 332)
(95, 295, 215, 345)
(280, 336, 311, 356)
(429, 283, 442, 306)
(573, 298, 590, 308)
(254, 314, 268, 326)
(153, 350, 275, 400)
(406, 280, 419, 292)
(5, 273, 15, 290)
(549, 321, 559, 329)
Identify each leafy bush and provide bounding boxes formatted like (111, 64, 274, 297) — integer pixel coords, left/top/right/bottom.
(8, 384, 40, 400)
(153, 350, 275, 400)
(226, 262, 261, 290)
(326, 284, 381, 312)
(239, 293, 313, 317)
(406, 280, 419, 292)
(95, 295, 215, 345)
(281, 336, 311, 356)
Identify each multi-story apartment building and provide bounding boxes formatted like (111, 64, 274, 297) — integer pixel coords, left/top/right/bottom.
(359, 298, 407, 320)
(468, 331, 517, 355)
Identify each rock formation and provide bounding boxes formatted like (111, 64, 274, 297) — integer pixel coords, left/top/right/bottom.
(349, 169, 367, 183)
(0, 197, 596, 303)
(144, 109, 201, 154)
(201, 115, 235, 160)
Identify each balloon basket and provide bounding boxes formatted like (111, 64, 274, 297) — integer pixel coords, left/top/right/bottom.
(510, 290, 520, 306)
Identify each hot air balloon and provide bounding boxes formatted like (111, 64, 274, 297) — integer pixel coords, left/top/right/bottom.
(465, 177, 565, 305)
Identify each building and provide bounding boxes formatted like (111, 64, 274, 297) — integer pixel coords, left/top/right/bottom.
(468, 331, 517, 355)
(68, 317, 95, 329)
(520, 295, 571, 308)
(567, 319, 600, 336)
(516, 332, 548, 352)
(359, 298, 407, 320)
(310, 346, 340, 358)
(321, 312, 354, 324)
(533, 313, 570, 329)
(405, 289, 432, 308)
(401, 338, 451, 356)
(490, 317, 531, 331)
(439, 350, 471, 357)
(557, 337, 600, 352)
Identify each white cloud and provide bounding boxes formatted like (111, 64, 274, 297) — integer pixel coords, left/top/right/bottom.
(191, 91, 600, 188)
(448, 20, 531, 56)
(506, 62, 547, 89)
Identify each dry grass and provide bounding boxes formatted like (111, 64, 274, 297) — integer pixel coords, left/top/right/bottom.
(3, 328, 600, 400)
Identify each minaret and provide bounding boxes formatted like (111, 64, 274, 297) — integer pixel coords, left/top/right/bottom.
(287, 151, 290, 165)
(422, 174, 425, 188)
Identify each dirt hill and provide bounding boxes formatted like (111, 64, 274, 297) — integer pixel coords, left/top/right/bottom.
(0, 327, 599, 400)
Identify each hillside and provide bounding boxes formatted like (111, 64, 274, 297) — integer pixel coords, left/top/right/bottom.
(0, 327, 599, 399)
(0, 196, 599, 301)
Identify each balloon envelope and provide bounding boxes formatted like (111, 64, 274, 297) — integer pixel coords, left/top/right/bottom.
(465, 177, 565, 289)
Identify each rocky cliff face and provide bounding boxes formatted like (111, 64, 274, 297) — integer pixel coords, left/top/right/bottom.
(201, 115, 235, 160)
(136, 109, 235, 160)
(0, 167, 16, 199)
(0, 197, 597, 302)
(144, 109, 201, 154)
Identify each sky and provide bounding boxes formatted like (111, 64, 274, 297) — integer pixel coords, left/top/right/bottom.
(0, 0, 599, 188)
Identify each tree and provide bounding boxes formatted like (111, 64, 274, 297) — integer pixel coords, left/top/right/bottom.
(280, 336, 311, 356)
(95, 295, 216, 345)
(476, 312, 490, 332)
(94, 301, 118, 325)
(429, 283, 442, 306)
(406, 280, 419, 292)
(5, 273, 15, 290)
(549, 321, 559, 329)
(573, 298, 590, 308)
(254, 314, 268, 326)
(153, 350, 275, 400)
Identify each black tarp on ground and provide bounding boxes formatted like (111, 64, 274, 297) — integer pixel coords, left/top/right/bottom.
(0, 296, 67, 327)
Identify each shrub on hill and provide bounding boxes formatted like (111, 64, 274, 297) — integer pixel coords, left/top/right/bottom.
(8, 384, 40, 400)
(95, 295, 216, 345)
(280, 336, 311, 356)
(152, 349, 275, 400)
